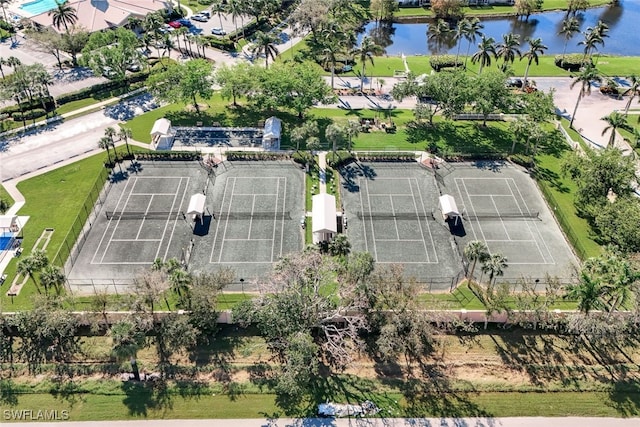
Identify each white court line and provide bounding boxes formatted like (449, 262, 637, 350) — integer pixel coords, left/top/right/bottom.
(130, 192, 177, 196)
(233, 193, 278, 196)
(484, 239, 536, 242)
(247, 194, 256, 239)
(413, 177, 438, 263)
(461, 179, 489, 243)
(217, 261, 275, 264)
(99, 177, 140, 263)
(389, 195, 400, 240)
(358, 179, 370, 254)
(111, 239, 162, 242)
(279, 177, 287, 258)
(270, 178, 280, 262)
(376, 261, 436, 264)
(454, 178, 478, 241)
(161, 177, 190, 262)
(92, 177, 134, 264)
(217, 177, 237, 263)
(376, 239, 427, 242)
(509, 178, 555, 264)
(225, 238, 273, 241)
(369, 192, 413, 196)
(364, 179, 379, 261)
(490, 195, 511, 239)
(210, 176, 232, 263)
(134, 194, 154, 240)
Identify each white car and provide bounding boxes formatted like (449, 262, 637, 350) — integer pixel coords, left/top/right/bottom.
(192, 14, 208, 22)
(211, 27, 226, 36)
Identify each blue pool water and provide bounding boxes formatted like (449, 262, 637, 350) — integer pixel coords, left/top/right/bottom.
(20, 0, 67, 16)
(0, 233, 13, 251)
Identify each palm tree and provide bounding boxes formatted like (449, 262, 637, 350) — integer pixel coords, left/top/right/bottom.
(579, 22, 608, 62)
(346, 119, 360, 151)
(0, 57, 7, 79)
(481, 253, 508, 288)
(569, 64, 601, 128)
(464, 240, 489, 284)
(471, 36, 496, 74)
(169, 269, 192, 306)
(328, 234, 351, 257)
(559, 17, 580, 64)
(565, 270, 605, 315)
(227, 0, 243, 38)
(427, 19, 450, 55)
(211, 0, 227, 29)
(463, 17, 484, 69)
(40, 265, 66, 295)
(496, 33, 521, 71)
(118, 126, 133, 157)
(109, 320, 146, 381)
(521, 37, 547, 89)
(98, 136, 114, 165)
(250, 31, 280, 68)
(0, 0, 10, 22)
(17, 257, 41, 293)
(453, 18, 471, 67)
(601, 111, 628, 148)
(320, 46, 340, 89)
(48, 0, 77, 33)
(351, 36, 383, 92)
(623, 74, 640, 116)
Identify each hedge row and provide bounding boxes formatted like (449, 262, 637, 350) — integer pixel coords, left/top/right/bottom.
(326, 151, 355, 168)
(56, 72, 149, 106)
(12, 108, 47, 121)
(1, 98, 55, 117)
(554, 54, 592, 71)
(226, 151, 291, 161)
(430, 55, 463, 72)
(292, 151, 314, 166)
(203, 35, 235, 51)
(135, 151, 201, 161)
(356, 152, 416, 162)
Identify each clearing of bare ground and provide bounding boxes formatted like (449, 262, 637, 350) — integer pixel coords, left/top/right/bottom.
(3, 328, 640, 418)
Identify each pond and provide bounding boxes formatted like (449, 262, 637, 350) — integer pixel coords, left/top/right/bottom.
(359, 2, 638, 56)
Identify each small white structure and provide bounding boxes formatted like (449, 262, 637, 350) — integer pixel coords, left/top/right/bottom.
(0, 215, 19, 233)
(439, 194, 460, 223)
(262, 116, 282, 150)
(150, 118, 175, 150)
(186, 193, 206, 224)
(312, 194, 337, 244)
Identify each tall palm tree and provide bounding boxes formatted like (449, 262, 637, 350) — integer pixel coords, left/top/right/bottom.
(227, 0, 243, 38)
(212, 0, 227, 29)
(453, 18, 471, 67)
(250, 31, 280, 68)
(48, 0, 77, 33)
(463, 17, 484, 69)
(427, 19, 450, 55)
(569, 64, 601, 128)
(32, 63, 53, 117)
(40, 264, 66, 295)
(98, 136, 114, 164)
(320, 45, 340, 89)
(601, 111, 628, 148)
(579, 22, 608, 62)
(0, 0, 10, 22)
(496, 33, 521, 71)
(464, 240, 489, 284)
(623, 74, 640, 116)
(471, 36, 496, 74)
(559, 17, 580, 63)
(351, 36, 383, 91)
(521, 37, 547, 88)
(118, 126, 133, 157)
(17, 257, 41, 293)
(565, 270, 605, 315)
(0, 57, 7, 79)
(481, 253, 508, 288)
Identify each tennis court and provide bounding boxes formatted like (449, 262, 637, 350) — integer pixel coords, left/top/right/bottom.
(340, 162, 463, 287)
(439, 161, 578, 281)
(67, 161, 207, 285)
(188, 161, 305, 283)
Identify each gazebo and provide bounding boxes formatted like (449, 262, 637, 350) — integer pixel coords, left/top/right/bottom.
(439, 194, 460, 224)
(186, 193, 206, 225)
(312, 194, 337, 244)
(0, 215, 19, 233)
(262, 117, 282, 150)
(150, 118, 174, 150)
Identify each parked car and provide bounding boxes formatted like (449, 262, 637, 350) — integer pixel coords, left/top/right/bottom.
(211, 27, 226, 35)
(200, 11, 211, 18)
(168, 21, 181, 28)
(192, 14, 208, 22)
(506, 77, 523, 88)
(127, 62, 141, 72)
(177, 18, 194, 27)
(102, 66, 117, 78)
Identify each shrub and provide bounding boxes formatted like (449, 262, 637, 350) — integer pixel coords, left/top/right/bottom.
(292, 151, 314, 166)
(12, 108, 47, 121)
(134, 152, 201, 161)
(326, 151, 355, 168)
(554, 54, 591, 71)
(226, 152, 290, 161)
(509, 153, 534, 168)
(429, 55, 463, 72)
(203, 35, 235, 51)
(356, 152, 416, 162)
(198, 0, 214, 4)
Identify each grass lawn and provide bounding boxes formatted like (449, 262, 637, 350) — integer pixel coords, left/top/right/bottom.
(0, 184, 14, 208)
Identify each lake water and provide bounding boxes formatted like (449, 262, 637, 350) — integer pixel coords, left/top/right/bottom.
(359, 2, 638, 56)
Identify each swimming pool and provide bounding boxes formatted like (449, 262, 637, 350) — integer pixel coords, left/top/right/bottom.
(20, 0, 66, 16)
(0, 232, 14, 251)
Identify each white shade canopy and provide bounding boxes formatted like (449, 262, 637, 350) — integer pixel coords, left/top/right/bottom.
(312, 194, 337, 234)
(151, 118, 172, 137)
(439, 194, 460, 217)
(0, 215, 17, 230)
(187, 194, 206, 216)
(263, 116, 282, 139)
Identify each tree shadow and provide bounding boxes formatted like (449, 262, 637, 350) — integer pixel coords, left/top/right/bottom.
(0, 379, 19, 406)
(609, 380, 640, 416)
(50, 377, 86, 408)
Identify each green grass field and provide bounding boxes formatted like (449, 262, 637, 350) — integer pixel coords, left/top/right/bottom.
(0, 184, 14, 208)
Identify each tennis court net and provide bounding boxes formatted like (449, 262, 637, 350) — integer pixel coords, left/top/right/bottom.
(463, 211, 540, 220)
(216, 211, 291, 220)
(105, 211, 183, 220)
(357, 212, 434, 220)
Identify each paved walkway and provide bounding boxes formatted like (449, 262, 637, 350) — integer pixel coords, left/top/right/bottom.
(318, 151, 327, 193)
(6, 417, 640, 427)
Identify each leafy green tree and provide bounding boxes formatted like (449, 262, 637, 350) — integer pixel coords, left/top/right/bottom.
(431, 0, 464, 20)
(188, 269, 233, 343)
(559, 17, 580, 63)
(509, 116, 546, 154)
(351, 36, 383, 91)
(215, 62, 253, 107)
(567, 0, 589, 15)
(370, 0, 397, 22)
(273, 331, 319, 398)
(328, 234, 351, 257)
(472, 70, 513, 126)
(290, 120, 319, 151)
(154, 314, 197, 375)
(0, 198, 9, 214)
(148, 59, 213, 113)
(325, 123, 346, 154)
(464, 240, 489, 284)
(594, 198, 640, 253)
(471, 36, 496, 74)
(521, 37, 547, 88)
(514, 0, 542, 21)
(569, 64, 601, 128)
(341, 251, 375, 287)
(81, 27, 144, 82)
(48, 0, 77, 33)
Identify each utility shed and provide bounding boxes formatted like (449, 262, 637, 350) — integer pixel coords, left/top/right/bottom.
(187, 193, 206, 224)
(439, 194, 460, 222)
(150, 118, 174, 150)
(312, 193, 337, 244)
(262, 116, 282, 150)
